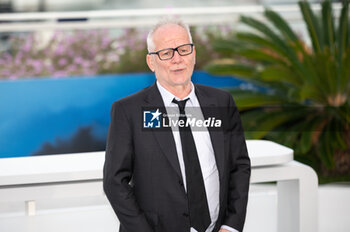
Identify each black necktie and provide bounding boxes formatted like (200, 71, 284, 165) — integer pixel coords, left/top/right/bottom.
(172, 98, 211, 232)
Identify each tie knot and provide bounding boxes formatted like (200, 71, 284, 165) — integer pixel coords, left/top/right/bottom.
(172, 98, 189, 112)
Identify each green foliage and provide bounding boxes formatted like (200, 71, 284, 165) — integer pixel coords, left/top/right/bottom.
(191, 25, 236, 69)
(206, 0, 350, 179)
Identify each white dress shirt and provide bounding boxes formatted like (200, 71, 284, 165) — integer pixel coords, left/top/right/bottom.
(156, 81, 238, 232)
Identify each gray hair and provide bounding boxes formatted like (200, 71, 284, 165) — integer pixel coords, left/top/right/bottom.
(146, 18, 193, 53)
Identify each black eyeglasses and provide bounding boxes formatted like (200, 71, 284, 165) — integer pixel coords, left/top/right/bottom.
(148, 43, 194, 61)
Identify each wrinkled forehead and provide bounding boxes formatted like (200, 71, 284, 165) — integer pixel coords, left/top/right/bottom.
(152, 24, 191, 50)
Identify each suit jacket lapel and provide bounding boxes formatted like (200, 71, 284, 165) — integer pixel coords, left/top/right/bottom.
(143, 83, 225, 185)
(144, 83, 183, 180)
(194, 84, 225, 183)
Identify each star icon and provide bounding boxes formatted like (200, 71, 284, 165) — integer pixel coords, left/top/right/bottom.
(150, 109, 162, 121)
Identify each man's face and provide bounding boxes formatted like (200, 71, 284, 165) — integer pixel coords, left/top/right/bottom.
(146, 24, 196, 90)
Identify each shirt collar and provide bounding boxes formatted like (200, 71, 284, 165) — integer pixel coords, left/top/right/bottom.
(156, 81, 196, 107)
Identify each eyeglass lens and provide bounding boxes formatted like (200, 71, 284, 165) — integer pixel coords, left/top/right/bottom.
(158, 44, 193, 60)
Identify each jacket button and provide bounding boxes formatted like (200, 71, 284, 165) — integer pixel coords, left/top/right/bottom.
(179, 180, 184, 186)
(183, 213, 189, 217)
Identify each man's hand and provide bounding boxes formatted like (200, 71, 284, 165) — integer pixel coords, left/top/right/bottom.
(218, 229, 231, 232)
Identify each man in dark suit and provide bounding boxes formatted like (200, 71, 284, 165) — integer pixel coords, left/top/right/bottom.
(103, 19, 251, 232)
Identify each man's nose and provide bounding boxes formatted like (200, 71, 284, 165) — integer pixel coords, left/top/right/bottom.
(171, 50, 183, 63)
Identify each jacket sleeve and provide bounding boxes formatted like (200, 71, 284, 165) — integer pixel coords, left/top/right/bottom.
(223, 93, 251, 232)
(103, 101, 153, 232)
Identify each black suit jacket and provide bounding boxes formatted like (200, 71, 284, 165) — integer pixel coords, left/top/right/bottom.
(103, 83, 251, 232)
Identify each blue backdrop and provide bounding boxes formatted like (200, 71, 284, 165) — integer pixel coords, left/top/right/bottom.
(0, 71, 244, 158)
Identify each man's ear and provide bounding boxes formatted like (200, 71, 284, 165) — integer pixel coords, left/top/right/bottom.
(193, 45, 196, 65)
(146, 54, 155, 72)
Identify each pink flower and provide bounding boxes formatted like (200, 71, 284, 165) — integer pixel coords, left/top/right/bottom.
(74, 57, 83, 64)
(58, 58, 67, 66)
(55, 45, 65, 55)
(9, 74, 18, 80)
(53, 71, 67, 78)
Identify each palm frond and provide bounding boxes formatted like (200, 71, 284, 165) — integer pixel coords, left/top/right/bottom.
(337, 0, 349, 93)
(318, 131, 335, 169)
(312, 49, 338, 96)
(240, 16, 306, 76)
(205, 63, 258, 79)
(322, 0, 336, 52)
(229, 89, 284, 110)
(299, 116, 327, 154)
(238, 49, 288, 65)
(211, 38, 243, 54)
(264, 9, 298, 42)
(299, 1, 324, 53)
(338, 0, 349, 59)
(241, 110, 291, 139)
(260, 65, 302, 87)
(300, 82, 327, 103)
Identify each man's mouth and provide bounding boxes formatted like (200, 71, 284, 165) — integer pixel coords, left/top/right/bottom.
(171, 68, 185, 73)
